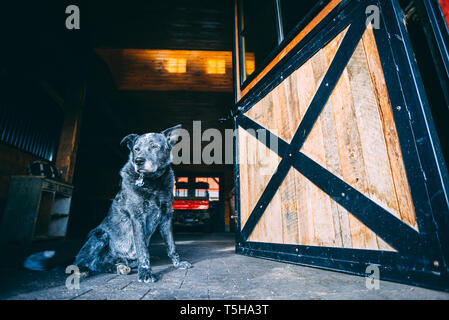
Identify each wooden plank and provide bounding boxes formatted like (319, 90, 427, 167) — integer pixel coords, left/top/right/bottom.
(311, 34, 348, 248)
(240, 0, 343, 97)
(273, 82, 290, 143)
(284, 72, 302, 143)
(294, 59, 317, 246)
(294, 60, 316, 119)
(362, 26, 418, 230)
(326, 70, 371, 249)
(238, 125, 281, 233)
(271, 85, 299, 244)
(294, 167, 313, 245)
(245, 96, 266, 130)
(319, 100, 350, 248)
(250, 187, 284, 243)
(346, 40, 400, 216)
(295, 30, 347, 248)
(346, 38, 399, 250)
(55, 81, 86, 184)
(279, 169, 299, 244)
(248, 126, 258, 231)
(237, 126, 250, 227)
(250, 92, 284, 241)
(262, 88, 277, 135)
(306, 49, 338, 247)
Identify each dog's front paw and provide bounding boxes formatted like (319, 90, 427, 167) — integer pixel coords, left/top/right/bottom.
(116, 264, 131, 275)
(78, 267, 90, 279)
(138, 267, 158, 283)
(174, 260, 192, 269)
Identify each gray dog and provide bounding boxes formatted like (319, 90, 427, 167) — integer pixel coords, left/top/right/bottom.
(74, 125, 192, 283)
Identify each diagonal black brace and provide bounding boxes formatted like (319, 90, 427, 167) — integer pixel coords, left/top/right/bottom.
(292, 153, 422, 255)
(240, 115, 422, 255)
(240, 18, 367, 242)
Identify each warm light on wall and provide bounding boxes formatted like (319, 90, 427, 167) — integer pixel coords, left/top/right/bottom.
(207, 59, 226, 74)
(95, 48, 233, 91)
(245, 53, 255, 76)
(166, 58, 187, 73)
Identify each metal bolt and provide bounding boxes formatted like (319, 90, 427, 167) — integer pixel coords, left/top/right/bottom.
(325, 83, 329, 87)
(295, 248, 299, 253)
(434, 260, 439, 268)
(396, 105, 401, 111)
(341, 192, 345, 197)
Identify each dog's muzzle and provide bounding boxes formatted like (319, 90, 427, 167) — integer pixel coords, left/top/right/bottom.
(134, 157, 157, 174)
(135, 157, 145, 166)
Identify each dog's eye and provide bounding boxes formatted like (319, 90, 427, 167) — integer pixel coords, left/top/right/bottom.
(134, 147, 140, 152)
(151, 144, 160, 149)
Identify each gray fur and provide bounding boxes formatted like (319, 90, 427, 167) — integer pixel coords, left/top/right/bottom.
(74, 125, 191, 283)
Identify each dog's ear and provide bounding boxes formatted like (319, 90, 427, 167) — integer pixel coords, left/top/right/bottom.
(161, 124, 182, 147)
(120, 134, 139, 150)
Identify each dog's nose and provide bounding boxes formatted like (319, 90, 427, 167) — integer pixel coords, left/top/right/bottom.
(135, 157, 145, 165)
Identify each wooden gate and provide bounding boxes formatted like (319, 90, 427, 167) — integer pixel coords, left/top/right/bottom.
(233, 0, 449, 290)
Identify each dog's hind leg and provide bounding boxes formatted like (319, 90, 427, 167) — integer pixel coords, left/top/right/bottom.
(159, 219, 192, 269)
(74, 228, 118, 274)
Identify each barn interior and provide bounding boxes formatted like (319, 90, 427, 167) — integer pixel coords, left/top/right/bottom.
(1, 0, 449, 300)
(0, 0, 236, 244)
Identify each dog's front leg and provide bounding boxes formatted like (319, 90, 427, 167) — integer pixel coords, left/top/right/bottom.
(131, 218, 158, 283)
(160, 218, 192, 269)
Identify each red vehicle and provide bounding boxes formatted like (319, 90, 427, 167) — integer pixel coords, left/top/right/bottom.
(173, 181, 212, 232)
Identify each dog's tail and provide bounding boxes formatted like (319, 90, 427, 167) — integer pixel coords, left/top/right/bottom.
(23, 250, 56, 271)
(74, 228, 114, 272)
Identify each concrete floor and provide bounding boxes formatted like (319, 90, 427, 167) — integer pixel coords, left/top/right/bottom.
(1, 233, 449, 300)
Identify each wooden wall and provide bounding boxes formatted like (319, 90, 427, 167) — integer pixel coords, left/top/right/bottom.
(96, 49, 233, 92)
(238, 26, 417, 251)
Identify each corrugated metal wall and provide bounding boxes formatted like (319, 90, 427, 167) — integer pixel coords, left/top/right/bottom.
(0, 105, 63, 161)
(0, 87, 63, 162)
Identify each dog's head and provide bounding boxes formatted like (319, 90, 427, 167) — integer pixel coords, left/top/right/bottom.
(120, 125, 181, 175)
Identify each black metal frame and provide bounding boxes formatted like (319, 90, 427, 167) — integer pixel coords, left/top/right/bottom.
(236, 0, 335, 92)
(233, 0, 449, 291)
(414, 0, 449, 107)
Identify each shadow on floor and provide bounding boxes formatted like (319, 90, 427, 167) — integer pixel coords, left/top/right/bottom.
(0, 232, 235, 299)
